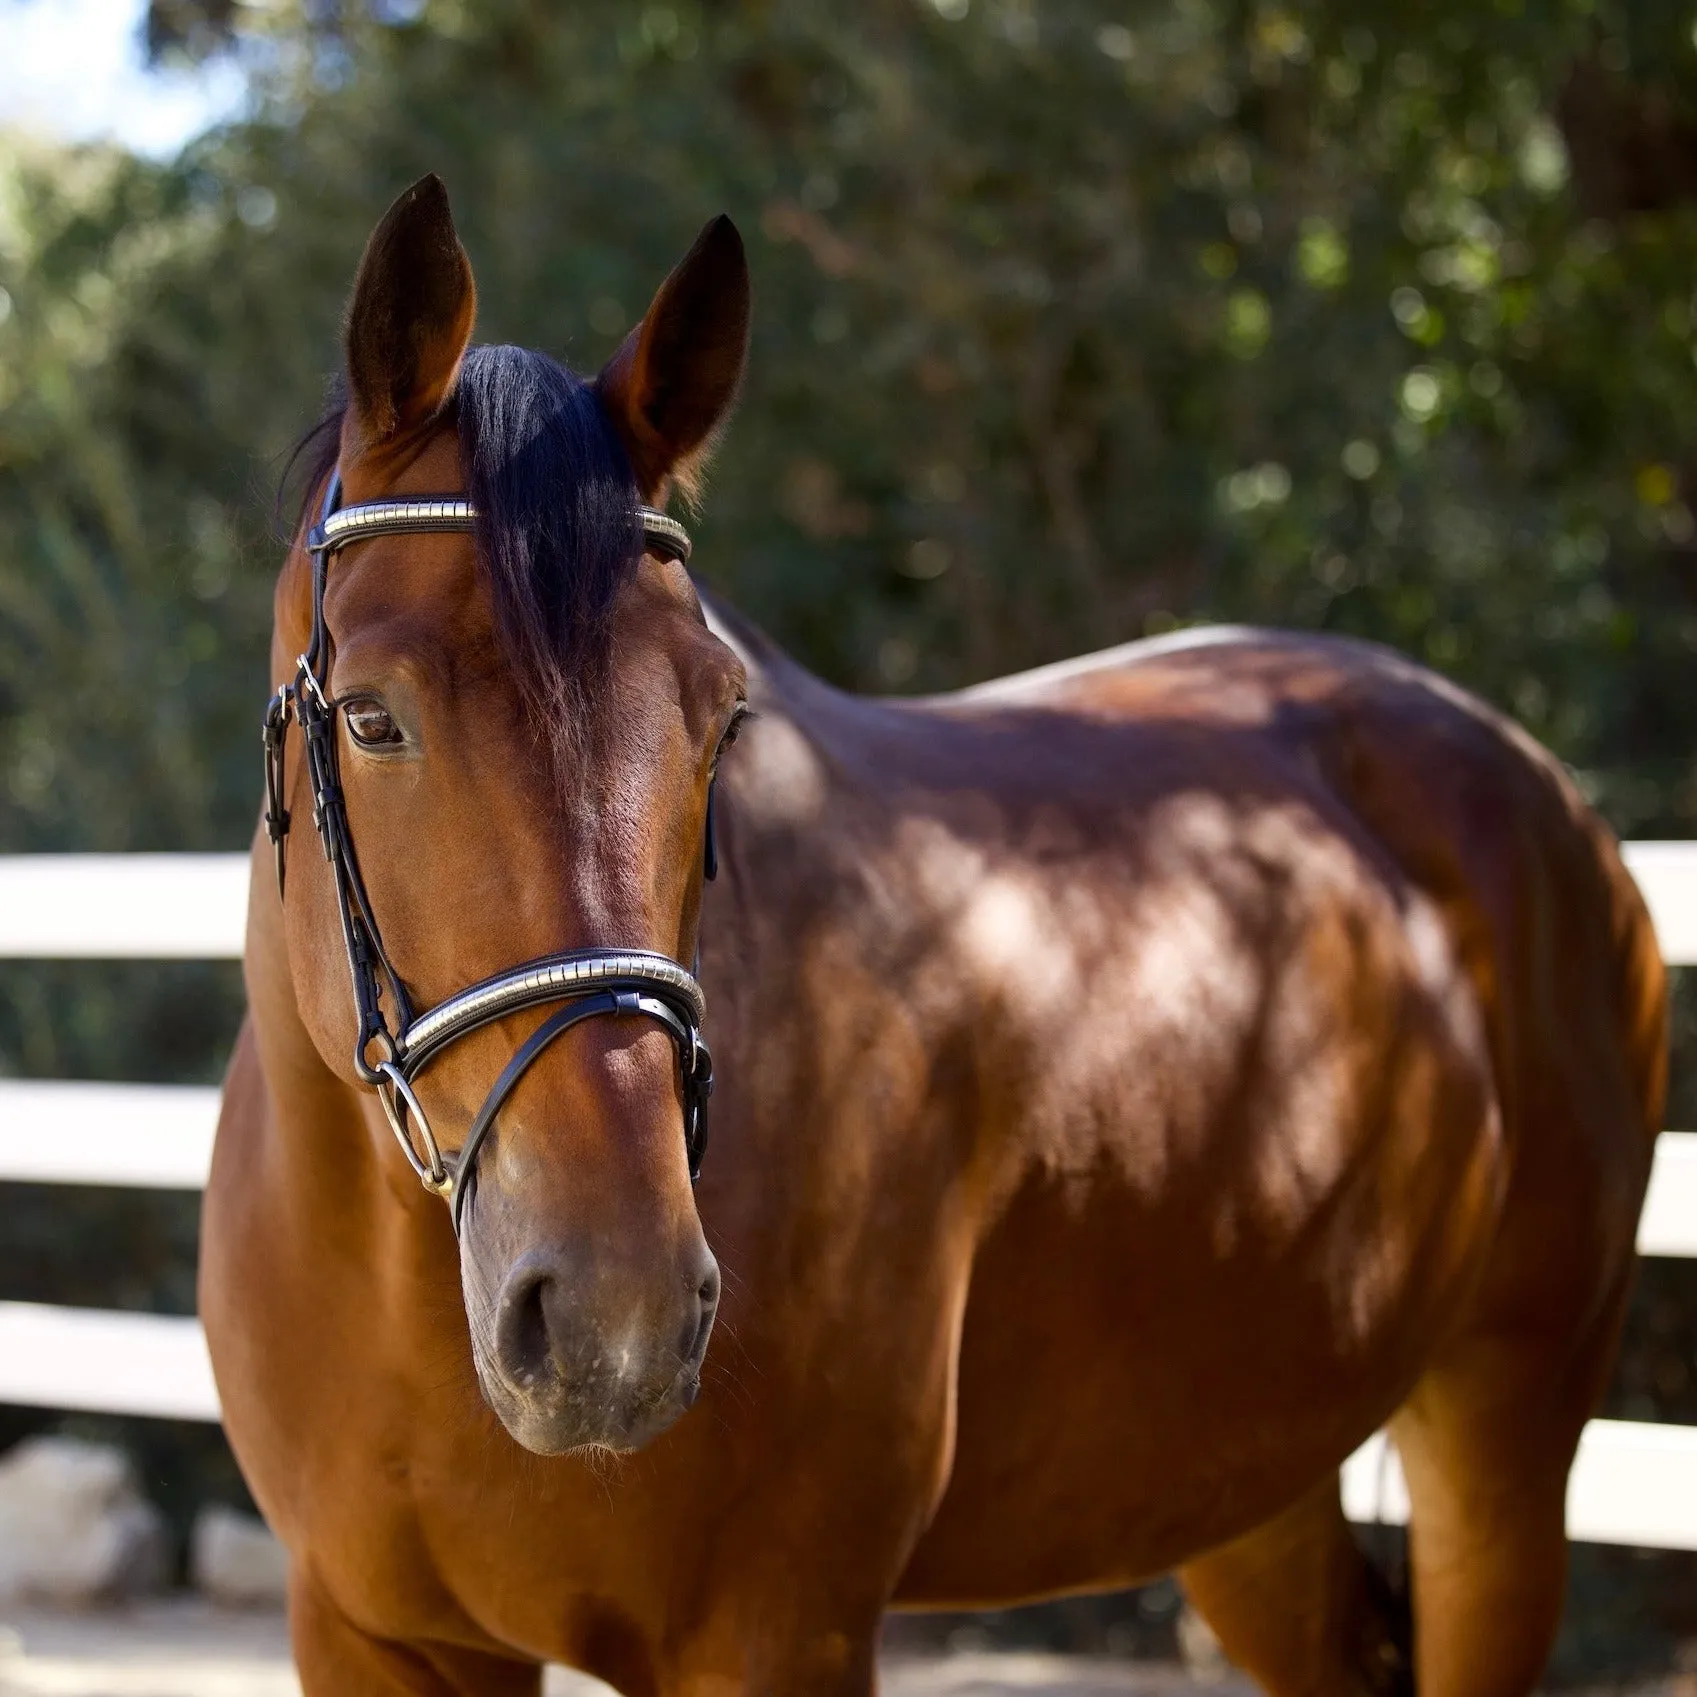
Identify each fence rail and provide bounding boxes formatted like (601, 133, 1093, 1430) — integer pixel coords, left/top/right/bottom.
(5, 845, 1697, 1540)
(0, 855, 249, 958)
(0, 1080, 219, 1189)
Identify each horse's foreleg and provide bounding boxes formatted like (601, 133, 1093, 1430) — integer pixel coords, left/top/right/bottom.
(649, 1469, 914, 1695)
(1178, 1475, 1410, 1697)
(661, 1614, 880, 1697)
(289, 1565, 543, 1697)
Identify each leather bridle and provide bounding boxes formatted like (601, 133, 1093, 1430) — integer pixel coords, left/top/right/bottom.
(262, 473, 714, 1235)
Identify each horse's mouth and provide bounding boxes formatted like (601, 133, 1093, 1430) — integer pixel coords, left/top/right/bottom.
(472, 1336, 708, 1457)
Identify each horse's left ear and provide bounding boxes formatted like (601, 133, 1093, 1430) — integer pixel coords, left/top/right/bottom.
(596, 216, 750, 503)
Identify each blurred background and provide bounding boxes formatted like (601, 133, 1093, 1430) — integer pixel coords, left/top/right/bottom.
(3, 0, 1697, 1680)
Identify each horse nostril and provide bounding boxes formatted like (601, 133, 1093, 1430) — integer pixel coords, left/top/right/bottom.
(682, 1257, 721, 1365)
(496, 1265, 557, 1390)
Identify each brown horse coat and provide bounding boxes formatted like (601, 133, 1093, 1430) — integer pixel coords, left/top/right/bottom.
(201, 181, 1666, 1697)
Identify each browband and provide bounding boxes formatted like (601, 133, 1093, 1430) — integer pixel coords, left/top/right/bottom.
(309, 499, 693, 564)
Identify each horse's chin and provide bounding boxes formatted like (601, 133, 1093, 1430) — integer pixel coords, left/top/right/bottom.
(473, 1351, 702, 1457)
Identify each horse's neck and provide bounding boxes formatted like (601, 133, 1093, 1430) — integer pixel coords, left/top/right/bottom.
(705, 598, 931, 984)
(243, 851, 390, 1172)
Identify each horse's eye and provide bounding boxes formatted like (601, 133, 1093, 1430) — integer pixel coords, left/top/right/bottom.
(717, 704, 750, 759)
(344, 699, 402, 747)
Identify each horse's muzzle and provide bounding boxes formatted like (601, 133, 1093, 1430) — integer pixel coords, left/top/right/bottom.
(471, 1242, 721, 1454)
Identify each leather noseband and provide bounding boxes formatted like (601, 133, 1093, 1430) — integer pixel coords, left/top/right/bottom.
(262, 473, 714, 1233)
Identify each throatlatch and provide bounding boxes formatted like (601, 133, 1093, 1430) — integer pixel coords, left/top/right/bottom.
(262, 473, 714, 1232)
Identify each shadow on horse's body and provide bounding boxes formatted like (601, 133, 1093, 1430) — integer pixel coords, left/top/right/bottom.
(200, 180, 1667, 1697)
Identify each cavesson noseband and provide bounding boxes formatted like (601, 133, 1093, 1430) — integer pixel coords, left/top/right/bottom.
(262, 474, 713, 1235)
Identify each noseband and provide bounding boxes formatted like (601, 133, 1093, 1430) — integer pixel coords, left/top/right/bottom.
(261, 474, 713, 1235)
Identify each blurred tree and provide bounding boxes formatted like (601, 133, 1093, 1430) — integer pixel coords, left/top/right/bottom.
(96, 0, 1697, 836)
(0, 0, 1688, 846)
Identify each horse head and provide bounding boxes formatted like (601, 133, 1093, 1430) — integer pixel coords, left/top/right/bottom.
(273, 175, 750, 1455)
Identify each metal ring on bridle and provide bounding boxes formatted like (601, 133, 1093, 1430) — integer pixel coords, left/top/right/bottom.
(376, 1061, 452, 1197)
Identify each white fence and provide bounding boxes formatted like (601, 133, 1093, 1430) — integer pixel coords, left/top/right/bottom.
(5, 849, 1697, 1543)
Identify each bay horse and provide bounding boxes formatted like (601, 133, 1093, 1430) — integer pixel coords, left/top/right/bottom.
(200, 175, 1668, 1697)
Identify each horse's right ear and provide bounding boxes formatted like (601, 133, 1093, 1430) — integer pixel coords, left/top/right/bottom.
(343, 174, 476, 452)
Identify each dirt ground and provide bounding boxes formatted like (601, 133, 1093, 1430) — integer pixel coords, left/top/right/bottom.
(0, 1600, 1256, 1697)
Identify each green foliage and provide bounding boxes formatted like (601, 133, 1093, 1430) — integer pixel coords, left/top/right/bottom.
(6, 0, 1697, 858)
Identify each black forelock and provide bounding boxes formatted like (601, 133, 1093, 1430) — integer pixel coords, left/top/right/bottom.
(285, 344, 643, 760)
(454, 345, 643, 746)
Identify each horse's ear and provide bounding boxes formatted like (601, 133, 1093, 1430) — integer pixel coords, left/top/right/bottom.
(343, 174, 476, 450)
(596, 216, 750, 503)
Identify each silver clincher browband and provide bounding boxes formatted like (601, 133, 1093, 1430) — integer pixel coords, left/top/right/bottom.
(262, 473, 714, 1235)
(310, 497, 693, 563)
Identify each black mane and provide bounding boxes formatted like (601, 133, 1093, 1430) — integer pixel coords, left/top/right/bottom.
(287, 344, 642, 757)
